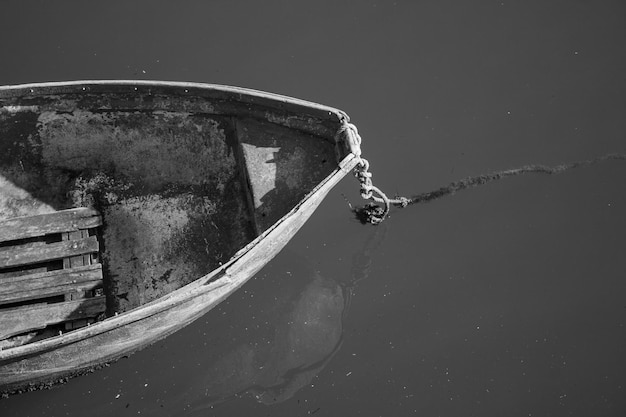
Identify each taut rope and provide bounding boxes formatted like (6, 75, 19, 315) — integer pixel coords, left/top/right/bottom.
(338, 123, 626, 224)
(404, 153, 626, 206)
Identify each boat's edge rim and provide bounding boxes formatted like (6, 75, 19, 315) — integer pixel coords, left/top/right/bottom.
(0, 79, 350, 122)
(0, 153, 360, 362)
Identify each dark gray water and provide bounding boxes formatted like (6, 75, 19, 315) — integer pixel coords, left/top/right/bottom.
(2, 1, 626, 416)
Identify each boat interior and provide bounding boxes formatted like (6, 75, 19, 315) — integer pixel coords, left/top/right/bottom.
(0, 85, 345, 349)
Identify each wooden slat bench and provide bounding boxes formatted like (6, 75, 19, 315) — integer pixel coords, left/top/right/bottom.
(0, 208, 105, 341)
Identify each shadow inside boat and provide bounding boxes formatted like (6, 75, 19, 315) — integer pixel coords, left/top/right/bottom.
(0, 108, 338, 320)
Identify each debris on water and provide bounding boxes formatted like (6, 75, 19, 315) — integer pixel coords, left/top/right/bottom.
(353, 203, 385, 224)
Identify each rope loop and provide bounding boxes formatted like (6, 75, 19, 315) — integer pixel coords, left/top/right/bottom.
(336, 122, 412, 224)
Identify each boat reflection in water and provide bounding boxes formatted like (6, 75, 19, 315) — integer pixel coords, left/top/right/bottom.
(171, 225, 385, 413)
(207, 269, 343, 406)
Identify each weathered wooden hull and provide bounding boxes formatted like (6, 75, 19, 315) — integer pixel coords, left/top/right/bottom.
(0, 169, 346, 393)
(0, 81, 360, 395)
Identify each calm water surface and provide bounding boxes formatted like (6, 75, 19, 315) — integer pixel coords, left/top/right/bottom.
(1, 1, 625, 416)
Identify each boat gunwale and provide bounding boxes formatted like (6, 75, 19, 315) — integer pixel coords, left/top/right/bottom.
(0, 80, 350, 124)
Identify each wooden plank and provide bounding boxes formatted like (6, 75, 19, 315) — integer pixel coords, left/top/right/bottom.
(0, 264, 103, 305)
(0, 236, 99, 269)
(0, 265, 49, 279)
(65, 318, 95, 331)
(0, 208, 101, 243)
(63, 229, 91, 269)
(0, 296, 106, 340)
(0, 240, 56, 279)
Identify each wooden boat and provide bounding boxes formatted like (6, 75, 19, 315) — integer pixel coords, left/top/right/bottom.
(0, 80, 362, 395)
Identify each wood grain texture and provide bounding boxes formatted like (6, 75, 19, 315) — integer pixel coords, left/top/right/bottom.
(0, 264, 103, 305)
(0, 236, 99, 268)
(0, 208, 101, 243)
(0, 296, 106, 340)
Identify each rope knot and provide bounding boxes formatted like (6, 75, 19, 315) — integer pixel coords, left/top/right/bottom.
(395, 196, 410, 207)
(336, 122, 411, 224)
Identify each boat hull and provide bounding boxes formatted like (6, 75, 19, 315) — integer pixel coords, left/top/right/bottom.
(0, 163, 353, 394)
(0, 81, 359, 394)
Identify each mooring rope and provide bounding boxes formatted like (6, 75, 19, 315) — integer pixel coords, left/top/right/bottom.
(339, 121, 626, 224)
(337, 123, 410, 224)
(403, 153, 626, 206)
